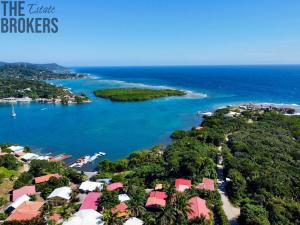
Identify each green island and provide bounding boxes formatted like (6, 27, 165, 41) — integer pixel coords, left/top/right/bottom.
(0, 63, 90, 104)
(94, 88, 186, 101)
(0, 105, 299, 225)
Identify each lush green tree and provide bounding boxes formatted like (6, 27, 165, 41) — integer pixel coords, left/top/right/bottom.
(0, 155, 21, 170)
(13, 172, 34, 189)
(239, 204, 270, 225)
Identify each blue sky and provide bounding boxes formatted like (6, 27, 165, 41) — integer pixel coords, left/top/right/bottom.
(1, 0, 300, 66)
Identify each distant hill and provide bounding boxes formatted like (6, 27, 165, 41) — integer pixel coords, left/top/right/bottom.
(0, 62, 70, 73)
(0, 62, 84, 80)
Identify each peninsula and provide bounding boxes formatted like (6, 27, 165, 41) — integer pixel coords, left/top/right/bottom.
(0, 62, 90, 104)
(94, 88, 186, 102)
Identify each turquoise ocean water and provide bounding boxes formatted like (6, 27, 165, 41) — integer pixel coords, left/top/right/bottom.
(1, 65, 300, 168)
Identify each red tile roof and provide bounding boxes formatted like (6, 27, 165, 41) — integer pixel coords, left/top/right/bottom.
(175, 178, 192, 192)
(145, 197, 166, 207)
(80, 192, 101, 211)
(187, 197, 210, 220)
(6, 201, 44, 222)
(107, 182, 123, 191)
(196, 178, 215, 191)
(111, 202, 128, 214)
(50, 213, 61, 222)
(34, 174, 61, 184)
(149, 191, 167, 199)
(12, 186, 36, 201)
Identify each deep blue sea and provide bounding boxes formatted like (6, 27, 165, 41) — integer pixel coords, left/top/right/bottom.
(1, 65, 300, 169)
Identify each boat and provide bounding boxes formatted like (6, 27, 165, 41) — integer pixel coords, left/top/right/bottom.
(69, 155, 91, 168)
(11, 104, 16, 117)
(88, 151, 106, 162)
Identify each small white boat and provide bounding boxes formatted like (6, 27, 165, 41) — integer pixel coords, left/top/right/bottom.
(11, 104, 16, 117)
(88, 151, 106, 162)
(69, 155, 91, 168)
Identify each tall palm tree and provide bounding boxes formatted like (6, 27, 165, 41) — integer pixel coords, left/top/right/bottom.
(102, 209, 122, 225)
(159, 204, 176, 225)
(173, 192, 192, 222)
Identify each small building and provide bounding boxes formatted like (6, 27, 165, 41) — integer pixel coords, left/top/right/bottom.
(107, 182, 123, 192)
(80, 192, 102, 211)
(124, 217, 144, 225)
(196, 178, 215, 191)
(63, 209, 104, 225)
(149, 191, 167, 199)
(34, 173, 61, 184)
(187, 197, 210, 221)
(175, 179, 192, 192)
(47, 187, 72, 206)
(8, 146, 24, 153)
(224, 111, 241, 118)
(145, 197, 166, 208)
(5, 195, 30, 214)
(6, 201, 44, 222)
(96, 178, 112, 184)
(154, 183, 163, 190)
(12, 185, 36, 201)
(79, 181, 103, 193)
(21, 153, 39, 162)
(118, 194, 130, 202)
(111, 202, 129, 217)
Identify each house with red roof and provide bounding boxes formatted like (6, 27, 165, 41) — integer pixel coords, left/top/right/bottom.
(175, 178, 191, 192)
(106, 182, 123, 192)
(145, 197, 166, 208)
(80, 192, 102, 211)
(149, 191, 167, 199)
(196, 178, 215, 191)
(111, 202, 129, 217)
(187, 197, 210, 221)
(12, 185, 36, 201)
(34, 173, 61, 184)
(6, 201, 44, 222)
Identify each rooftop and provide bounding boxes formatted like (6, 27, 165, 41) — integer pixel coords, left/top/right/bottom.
(47, 186, 72, 200)
(6, 201, 44, 222)
(107, 182, 123, 192)
(196, 178, 215, 191)
(80, 192, 101, 211)
(187, 197, 210, 221)
(12, 185, 36, 201)
(34, 173, 61, 184)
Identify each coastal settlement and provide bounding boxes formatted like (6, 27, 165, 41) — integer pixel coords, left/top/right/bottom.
(0, 103, 299, 225)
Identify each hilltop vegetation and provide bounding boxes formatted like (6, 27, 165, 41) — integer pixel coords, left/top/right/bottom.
(0, 63, 89, 104)
(0, 63, 84, 80)
(201, 107, 300, 225)
(94, 88, 186, 102)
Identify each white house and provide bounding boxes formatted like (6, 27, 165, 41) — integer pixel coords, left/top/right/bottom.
(21, 153, 39, 162)
(63, 209, 104, 225)
(118, 194, 130, 202)
(79, 181, 103, 193)
(124, 217, 144, 225)
(5, 195, 30, 214)
(47, 187, 72, 206)
(224, 111, 241, 118)
(8, 146, 24, 153)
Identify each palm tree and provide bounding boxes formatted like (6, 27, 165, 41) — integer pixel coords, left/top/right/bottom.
(173, 192, 191, 222)
(41, 203, 54, 220)
(159, 204, 176, 225)
(128, 197, 146, 217)
(102, 209, 122, 225)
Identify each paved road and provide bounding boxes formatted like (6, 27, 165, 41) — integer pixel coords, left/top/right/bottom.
(217, 147, 240, 225)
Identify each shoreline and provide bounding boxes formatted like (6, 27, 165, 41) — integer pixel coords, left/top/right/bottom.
(7, 101, 299, 173)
